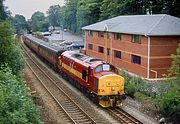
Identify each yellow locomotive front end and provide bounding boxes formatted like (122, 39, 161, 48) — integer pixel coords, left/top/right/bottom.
(97, 74, 125, 107)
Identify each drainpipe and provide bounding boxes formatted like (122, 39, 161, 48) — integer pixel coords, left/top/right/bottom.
(147, 36, 150, 79)
(84, 31, 86, 51)
(105, 32, 107, 61)
(150, 69, 158, 79)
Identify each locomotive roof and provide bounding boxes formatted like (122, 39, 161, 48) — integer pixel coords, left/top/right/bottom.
(24, 34, 67, 53)
(62, 51, 106, 68)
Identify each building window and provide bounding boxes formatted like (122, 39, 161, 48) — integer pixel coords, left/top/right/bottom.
(132, 55, 141, 64)
(88, 30, 93, 36)
(107, 32, 112, 39)
(98, 46, 104, 53)
(98, 31, 104, 37)
(88, 44, 93, 50)
(107, 48, 110, 55)
(114, 50, 121, 59)
(132, 35, 141, 43)
(114, 33, 121, 40)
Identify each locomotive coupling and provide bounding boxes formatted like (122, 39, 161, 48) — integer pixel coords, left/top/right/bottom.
(119, 94, 126, 100)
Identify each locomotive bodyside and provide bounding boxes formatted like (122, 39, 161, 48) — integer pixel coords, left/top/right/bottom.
(59, 51, 89, 87)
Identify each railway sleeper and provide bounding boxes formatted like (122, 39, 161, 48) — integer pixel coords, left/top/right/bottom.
(75, 119, 91, 123)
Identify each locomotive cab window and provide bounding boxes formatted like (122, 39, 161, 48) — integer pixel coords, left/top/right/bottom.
(95, 64, 115, 73)
(82, 69, 87, 81)
(103, 64, 110, 71)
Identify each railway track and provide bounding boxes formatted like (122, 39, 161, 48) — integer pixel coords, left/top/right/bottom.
(22, 45, 97, 124)
(108, 108, 143, 124)
(20, 38, 143, 124)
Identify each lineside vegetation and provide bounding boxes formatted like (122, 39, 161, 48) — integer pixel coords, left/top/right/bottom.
(123, 45, 180, 123)
(0, 1, 43, 123)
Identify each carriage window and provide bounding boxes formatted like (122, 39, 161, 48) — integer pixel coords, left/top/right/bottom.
(82, 69, 87, 81)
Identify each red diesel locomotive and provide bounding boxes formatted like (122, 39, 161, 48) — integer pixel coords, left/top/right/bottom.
(59, 51, 125, 107)
(23, 34, 125, 107)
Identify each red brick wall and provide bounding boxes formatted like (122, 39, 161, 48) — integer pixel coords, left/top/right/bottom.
(85, 31, 180, 79)
(149, 36, 180, 78)
(85, 31, 149, 78)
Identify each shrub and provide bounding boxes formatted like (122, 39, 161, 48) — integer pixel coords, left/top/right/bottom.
(0, 21, 25, 76)
(0, 68, 43, 124)
(124, 79, 136, 97)
(155, 78, 180, 123)
(121, 71, 136, 97)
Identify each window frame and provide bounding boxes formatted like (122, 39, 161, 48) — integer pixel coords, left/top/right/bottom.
(98, 46, 104, 53)
(132, 34, 141, 43)
(107, 48, 111, 56)
(114, 33, 122, 40)
(88, 30, 93, 36)
(132, 55, 141, 64)
(88, 44, 93, 50)
(98, 31, 104, 37)
(114, 50, 121, 59)
(107, 32, 112, 39)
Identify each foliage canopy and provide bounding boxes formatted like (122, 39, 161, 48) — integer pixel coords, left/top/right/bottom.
(47, 0, 180, 34)
(31, 11, 49, 32)
(169, 44, 180, 77)
(0, 21, 24, 76)
(12, 14, 27, 34)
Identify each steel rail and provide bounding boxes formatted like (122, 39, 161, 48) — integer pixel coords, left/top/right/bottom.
(108, 108, 143, 124)
(22, 44, 96, 124)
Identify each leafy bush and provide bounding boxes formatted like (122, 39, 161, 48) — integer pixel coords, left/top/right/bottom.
(121, 71, 136, 97)
(124, 80, 136, 97)
(0, 21, 25, 76)
(0, 68, 43, 124)
(168, 44, 180, 77)
(121, 70, 180, 123)
(121, 70, 157, 98)
(155, 78, 180, 123)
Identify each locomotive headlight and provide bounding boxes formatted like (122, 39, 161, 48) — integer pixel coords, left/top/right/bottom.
(111, 87, 115, 91)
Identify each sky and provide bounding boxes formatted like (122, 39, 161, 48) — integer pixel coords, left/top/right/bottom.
(4, 0, 65, 20)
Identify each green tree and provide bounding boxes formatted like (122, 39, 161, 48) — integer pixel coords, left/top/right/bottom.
(165, 0, 180, 17)
(27, 19, 33, 33)
(12, 14, 27, 34)
(63, 0, 78, 33)
(156, 79, 180, 123)
(49, 0, 180, 34)
(47, 5, 61, 27)
(149, 0, 180, 17)
(0, 21, 24, 76)
(169, 44, 180, 77)
(31, 11, 49, 32)
(0, 0, 7, 20)
(100, 0, 145, 21)
(77, 0, 102, 33)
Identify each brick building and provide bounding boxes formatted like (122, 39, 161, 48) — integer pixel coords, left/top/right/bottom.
(82, 14, 180, 79)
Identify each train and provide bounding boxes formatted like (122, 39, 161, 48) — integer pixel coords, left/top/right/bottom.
(22, 34, 126, 108)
